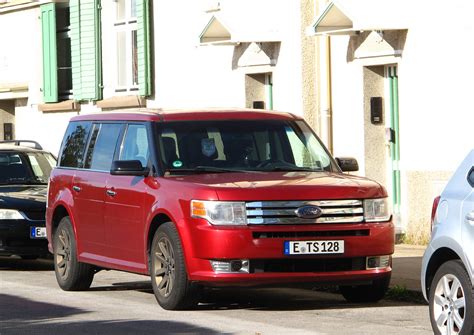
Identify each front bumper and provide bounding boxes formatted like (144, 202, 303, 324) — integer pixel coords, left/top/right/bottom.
(183, 219, 395, 286)
(0, 219, 48, 257)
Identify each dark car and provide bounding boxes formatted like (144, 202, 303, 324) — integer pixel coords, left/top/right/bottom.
(0, 140, 56, 259)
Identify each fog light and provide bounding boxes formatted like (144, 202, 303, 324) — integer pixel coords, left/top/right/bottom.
(366, 255, 391, 269)
(210, 259, 249, 273)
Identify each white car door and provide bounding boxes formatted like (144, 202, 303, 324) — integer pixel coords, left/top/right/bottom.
(462, 166, 474, 279)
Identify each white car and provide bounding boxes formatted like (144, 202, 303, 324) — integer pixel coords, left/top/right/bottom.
(421, 149, 474, 335)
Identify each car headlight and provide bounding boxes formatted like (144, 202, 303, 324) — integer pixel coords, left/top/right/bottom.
(363, 198, 391, 222)
(0, 209, 24, 220)
(191, 200, 247, 226)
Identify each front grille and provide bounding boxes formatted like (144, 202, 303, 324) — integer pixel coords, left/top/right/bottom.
(253, 230, 369, 239)
(250, 257, 366, 273)
(246, 200, 364, 225)
(21, 210, 45, 221)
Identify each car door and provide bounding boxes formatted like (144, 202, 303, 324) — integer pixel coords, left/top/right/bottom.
(104, 123, 151, 270)
(74, 122, 123, 260)
(462, 166, 474, 277)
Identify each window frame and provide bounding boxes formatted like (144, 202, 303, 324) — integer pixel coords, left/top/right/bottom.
(113, 0, 139, 94)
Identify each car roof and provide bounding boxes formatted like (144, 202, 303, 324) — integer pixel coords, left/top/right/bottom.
(0, 144, 48, 153)
(70, 108, 301, 122)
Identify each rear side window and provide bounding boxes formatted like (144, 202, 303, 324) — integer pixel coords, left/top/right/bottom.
(59, 121, 92, 168)
(468, 167, 474, 187)
(87, 123, 122, 171)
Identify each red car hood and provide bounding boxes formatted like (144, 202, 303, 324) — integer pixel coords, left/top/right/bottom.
(166, 171, 386, 201)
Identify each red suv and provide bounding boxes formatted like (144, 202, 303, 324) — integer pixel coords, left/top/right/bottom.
(46, 108, 394, 310)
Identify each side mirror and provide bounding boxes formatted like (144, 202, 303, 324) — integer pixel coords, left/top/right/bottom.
(110, 160, 150, 176)
(335, 157, 359, 172)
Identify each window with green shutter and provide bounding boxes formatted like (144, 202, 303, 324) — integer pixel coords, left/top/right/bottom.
(41, 3, 73, 103)
(113, 0, 151, 96)
(70, 0, 102, 101)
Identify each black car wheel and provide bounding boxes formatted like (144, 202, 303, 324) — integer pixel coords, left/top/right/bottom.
(53, 216, 94, 291)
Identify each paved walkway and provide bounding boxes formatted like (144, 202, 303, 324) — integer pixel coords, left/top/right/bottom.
(391, 244, 426, 292)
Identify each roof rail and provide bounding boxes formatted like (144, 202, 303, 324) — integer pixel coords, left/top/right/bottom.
(0, 140, 43, 150)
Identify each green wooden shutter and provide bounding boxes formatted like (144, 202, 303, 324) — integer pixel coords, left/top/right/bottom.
(41, 3, 58, 103)
(70, 0, 102, 101)
(137, 0, 151, 96)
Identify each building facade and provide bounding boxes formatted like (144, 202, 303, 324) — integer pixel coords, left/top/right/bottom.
(306, 0, 474, 241)
(1, 0, 472, 241)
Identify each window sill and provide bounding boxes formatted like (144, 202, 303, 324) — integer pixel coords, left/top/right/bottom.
(96, 95, 146, 110)
(38, 100, 80, 113)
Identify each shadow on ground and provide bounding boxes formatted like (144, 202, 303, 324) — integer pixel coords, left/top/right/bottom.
(0, 294, 223, 335)
(0, 256, 53, 271)
(89, 279, 426, 311)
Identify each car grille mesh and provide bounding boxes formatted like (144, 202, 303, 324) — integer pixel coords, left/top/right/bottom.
(246, 200, 364, 225)
(252, 230, 369, 239)
(250, 257, 366, 273)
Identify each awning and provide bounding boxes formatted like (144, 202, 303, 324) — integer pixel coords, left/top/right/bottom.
(307, 0, 408, 36)
(199, 13, 280, 46)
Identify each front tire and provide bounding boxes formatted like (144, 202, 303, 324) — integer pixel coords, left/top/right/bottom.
(150, 222, 198, 310)
(53, 216, 94, 291)
(429, 260, 473, 335)
(340, 275, 390, 303)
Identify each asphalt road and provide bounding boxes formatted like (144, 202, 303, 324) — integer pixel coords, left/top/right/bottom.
(0, 256, 432, 335)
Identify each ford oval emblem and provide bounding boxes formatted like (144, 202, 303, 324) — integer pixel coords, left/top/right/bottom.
(295, 205, 323, 219)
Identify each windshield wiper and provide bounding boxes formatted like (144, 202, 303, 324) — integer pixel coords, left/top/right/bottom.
(259, 166, 322, 172)
(165, 166, 262, 175)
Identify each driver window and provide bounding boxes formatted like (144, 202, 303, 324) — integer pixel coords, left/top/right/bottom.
(120, 124, 150, 167)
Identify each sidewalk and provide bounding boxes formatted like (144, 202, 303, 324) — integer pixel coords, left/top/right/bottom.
(390, 243, 426, 292)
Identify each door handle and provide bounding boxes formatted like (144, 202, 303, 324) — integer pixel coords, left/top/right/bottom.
(106, 189, 116, 197)
(72, 186, 81, 192)
(466, 211, 474, 225)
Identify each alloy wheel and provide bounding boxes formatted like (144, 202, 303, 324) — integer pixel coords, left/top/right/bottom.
(55, 227, 72, 280)
(433, 274, 466, 334)
(153, 236, 176, 298)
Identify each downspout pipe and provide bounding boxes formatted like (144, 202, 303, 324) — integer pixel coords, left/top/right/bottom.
(318, 34, 333, 154)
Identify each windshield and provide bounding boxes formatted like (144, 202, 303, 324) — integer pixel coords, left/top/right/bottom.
(0, 151, 56, 184)
(156, 120, 337, 174)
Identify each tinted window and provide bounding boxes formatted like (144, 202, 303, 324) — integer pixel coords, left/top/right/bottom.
(156, 120, 336, 173)
(88, 123, 122, 171)
(468, 168, 474, 187)
(0, 152, 56, 184)
(119, 124, 150, 167)
(59, 121, 91, 168)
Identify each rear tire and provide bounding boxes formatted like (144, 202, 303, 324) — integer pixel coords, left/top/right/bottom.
(429, 260, 473, 335)
(340, 275, 390, 303)
(53, 216, 94, 291)
(150, 222, 199, 310)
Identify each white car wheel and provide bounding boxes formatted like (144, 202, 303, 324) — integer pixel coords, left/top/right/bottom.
(429, 260, 473, 335)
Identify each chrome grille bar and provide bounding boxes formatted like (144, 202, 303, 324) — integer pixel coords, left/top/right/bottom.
(246, 200, 364, 225)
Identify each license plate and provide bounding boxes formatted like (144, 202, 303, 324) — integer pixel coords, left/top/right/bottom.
(284, 240, 344, 255)
(30, 227, 47, 239)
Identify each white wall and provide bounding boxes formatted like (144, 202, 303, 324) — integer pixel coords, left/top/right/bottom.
(399, 0, 474, 171)
(148, 0, 303, 114)
(0, 6, 42, 102)
(330, 36, 366, 173)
